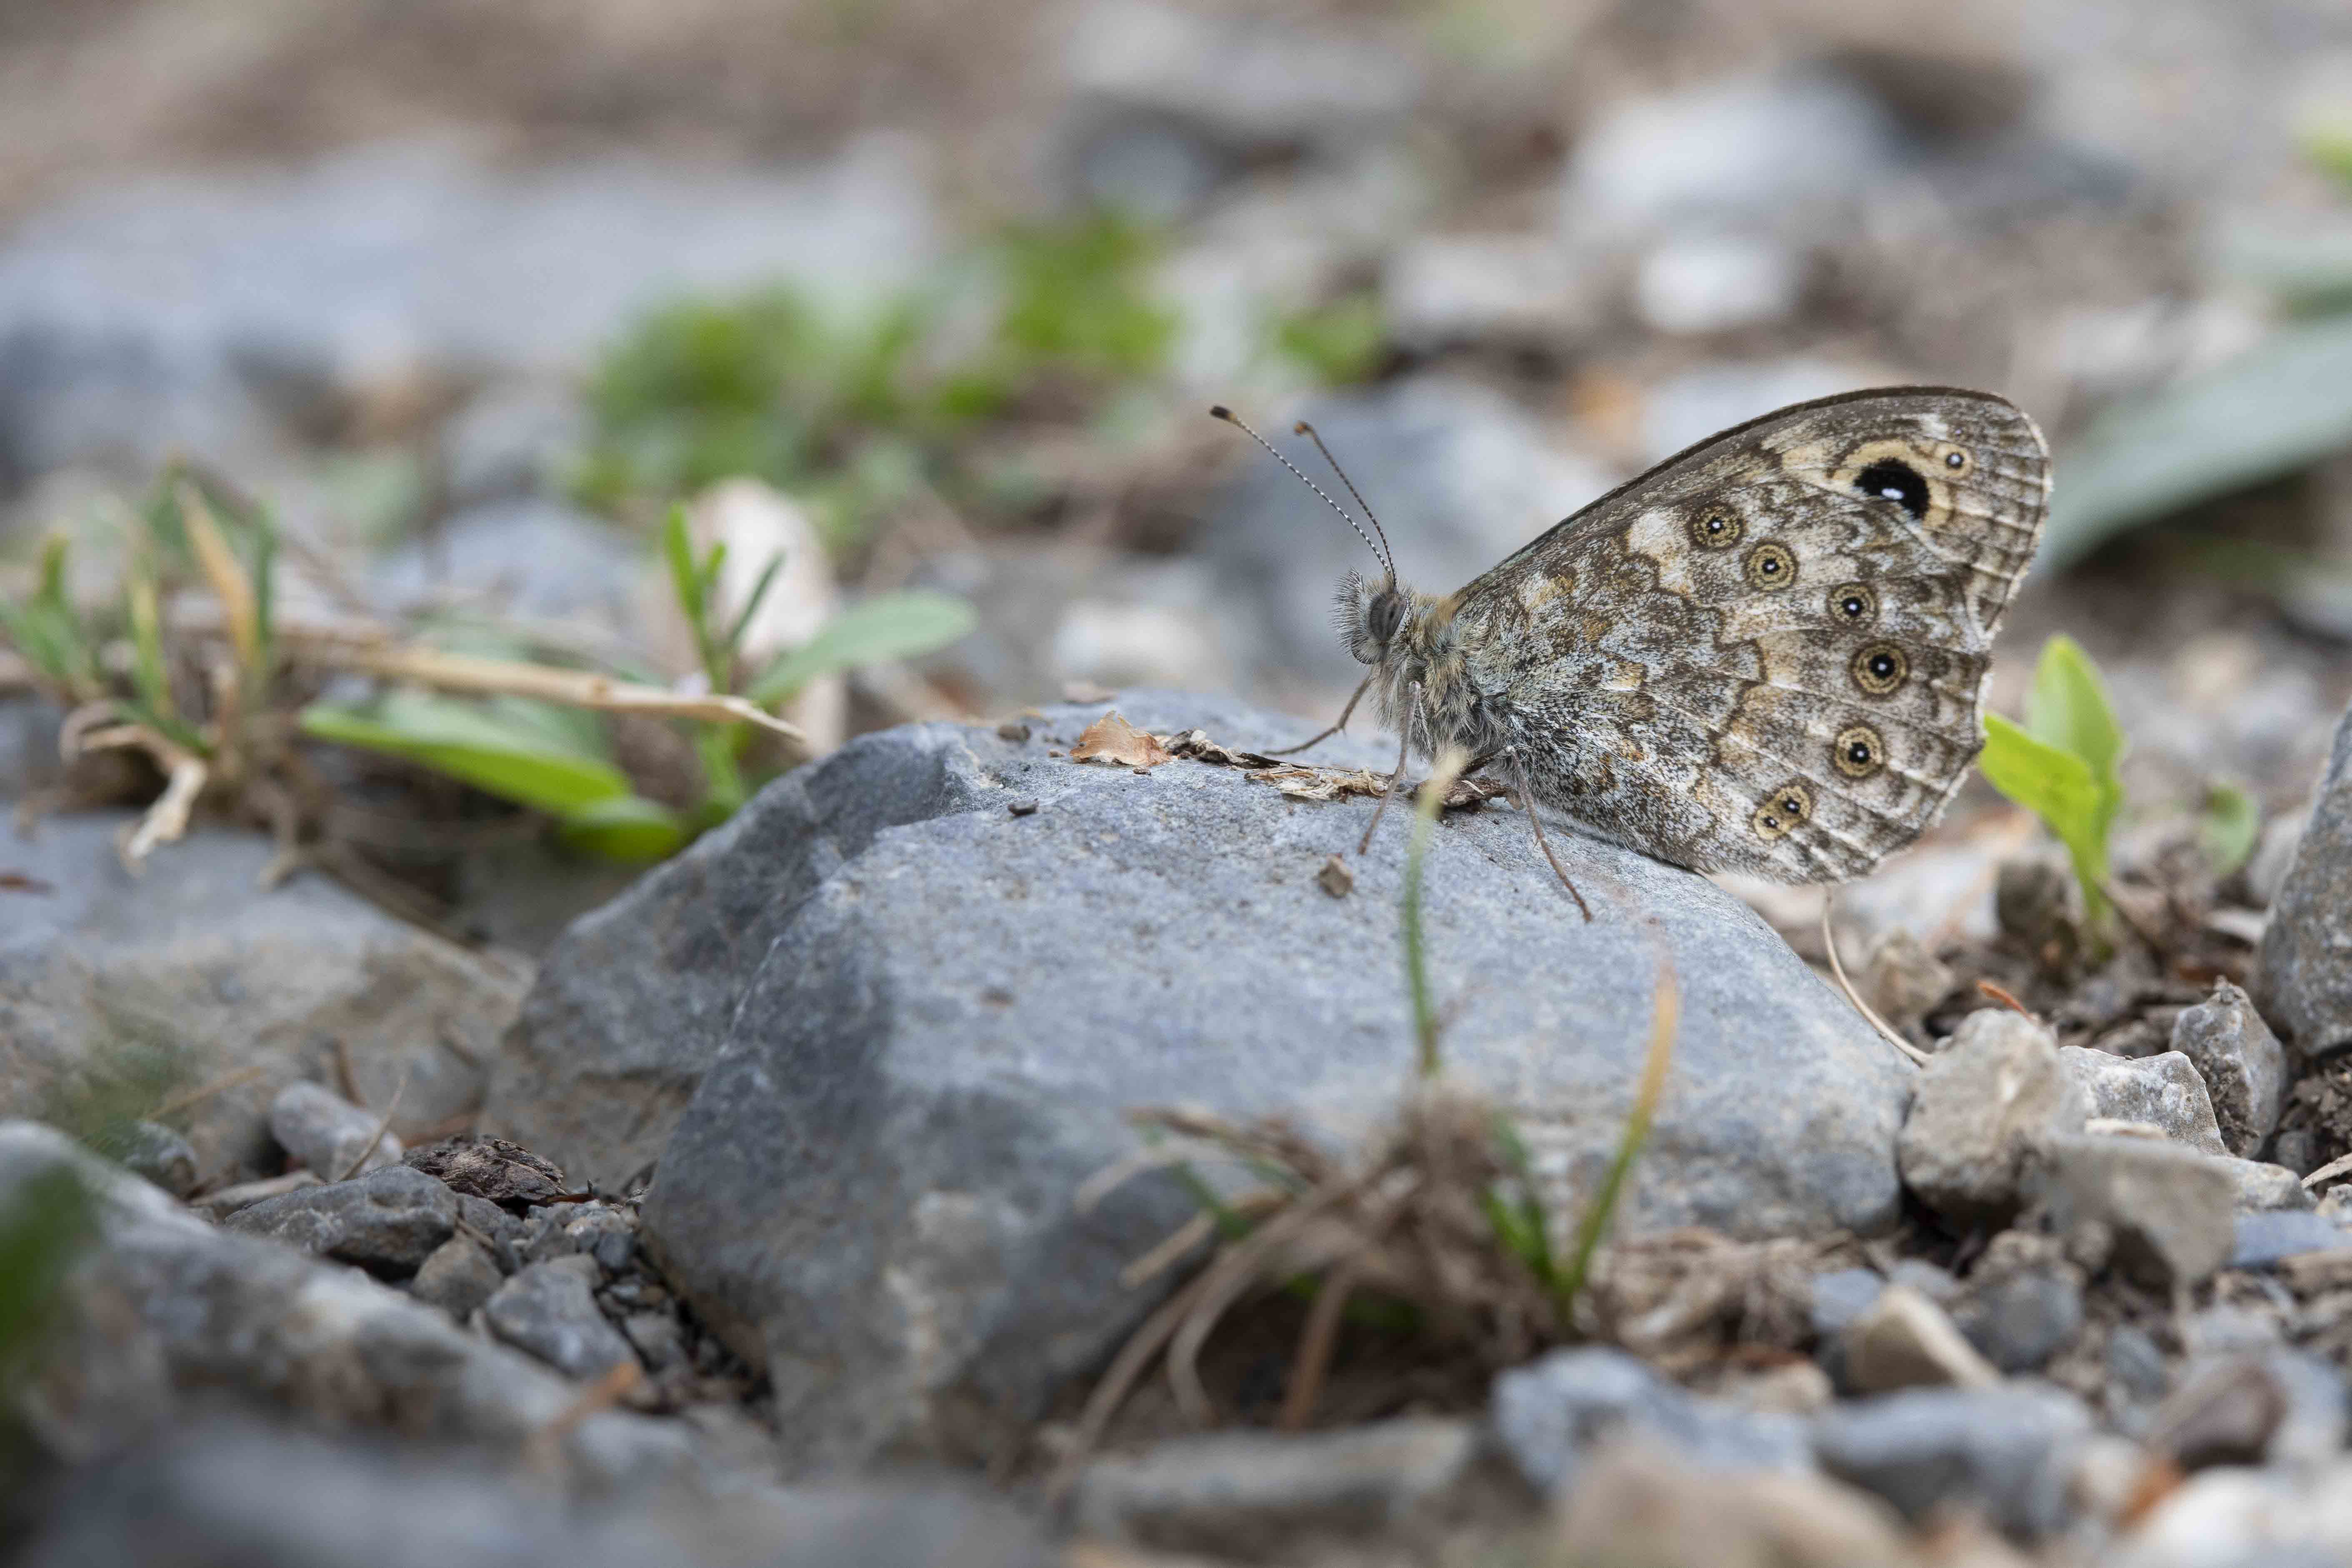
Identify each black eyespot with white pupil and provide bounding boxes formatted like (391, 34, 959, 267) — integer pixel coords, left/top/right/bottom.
(1744, 542, 1797, 592)
(1945, 451, 1965, 469)
(1855, 457, 1930, 520)
(1828, 582, 1878, 626)
(1833, 723, 1885, 779)
(1688, 510, 1744, 550)
(1851, 641, 1909, 696)
(1752, 780, 1813, 841)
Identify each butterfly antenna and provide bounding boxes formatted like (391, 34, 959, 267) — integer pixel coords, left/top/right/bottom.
(1209, 406, 1388, 579)
(1292, 419, 1393, 584)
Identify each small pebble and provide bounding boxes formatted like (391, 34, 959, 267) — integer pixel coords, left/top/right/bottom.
(1316, 855, 1355, 898)
(996, 721, 1032, 742)
(1008, 797, 1040, 817)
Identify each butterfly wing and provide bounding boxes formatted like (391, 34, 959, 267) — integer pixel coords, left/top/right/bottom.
(1447, 387, 2049, 883)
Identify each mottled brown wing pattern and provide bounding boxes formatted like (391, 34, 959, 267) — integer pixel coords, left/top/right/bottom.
(1448, 387, 2049, 883)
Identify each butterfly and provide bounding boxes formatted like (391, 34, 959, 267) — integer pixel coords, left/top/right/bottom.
(1216, 387, 2051, 918)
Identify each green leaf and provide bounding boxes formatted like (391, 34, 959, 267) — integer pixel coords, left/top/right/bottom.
(2201, 782, 2261, 878)
(1979, 713, 2112, 924)
(557, 794, 692, 863)
(301, 692, 634, 815)
(662, 504, 703, 631)
(748, 590, 976, 705)
(2043, 317, 2352, 569)
(0, 1164, 95, 1392)
(1271, 290, 1389, 387)
(2025, 636, 2125, 797)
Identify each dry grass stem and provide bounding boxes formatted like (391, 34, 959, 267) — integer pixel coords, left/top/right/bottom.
(178, 484, 262, 677)
(332, 1059, 415, 1182)
(309, 641, 804, 739)
(1818, 896, 1929, 1068)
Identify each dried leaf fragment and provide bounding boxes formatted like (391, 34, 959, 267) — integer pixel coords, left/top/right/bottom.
(1069, 711, 1173, 770)
(1246, 765, 1391, 802)
(1316, 855, 1354, 898)
(1161, 729, 1281, 769)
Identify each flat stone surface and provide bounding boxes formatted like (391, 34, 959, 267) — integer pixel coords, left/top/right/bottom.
(607, 695, 1908, 1469)
(2055, 1048, 2226, 1155)
(2026, 1136, 2237, 1290)
(16, 1417, 1054, 1568)
(2230, 1211, 2352, 1270)
(2172, 981, 2288, 1157)
(0, 815, 525, 1186)
(268, 1081, 401, 1178)
(2258, 702, 2352, 1056)
(408, 1235, 504, 1321)
(224, 1166, 458, 1276)
(1489, 1347, 1813, 1500)
(0, 1121, 688, 1483)
(1812, 1385, 2092, 1539)
(1897, 1010, 2087, 1226)
(485, 1256, 640, 1381)
(1068, 1418, 1476, 1558)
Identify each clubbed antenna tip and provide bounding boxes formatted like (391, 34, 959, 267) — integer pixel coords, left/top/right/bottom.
(1208, 404, 1233, 421)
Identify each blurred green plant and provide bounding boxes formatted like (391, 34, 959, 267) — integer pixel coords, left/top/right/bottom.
(305, 508, 974, 861)
(2201, 781, 2261, 879)
(1269, 290, 1390, 387)
(2046, 126, 2352, 567)
(32, 1040, 189, 1165)
(2, 477, 972, 871)
(578, 209, 1180, 535)
(0, 1164, 95, 1399)
(1978, 635, 2126, 931)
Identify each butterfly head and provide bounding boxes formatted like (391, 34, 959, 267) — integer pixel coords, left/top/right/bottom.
(1335, 570, 1409, 665)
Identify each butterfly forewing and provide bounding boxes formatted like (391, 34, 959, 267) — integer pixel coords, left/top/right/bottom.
(1448, 387, 2049, 883)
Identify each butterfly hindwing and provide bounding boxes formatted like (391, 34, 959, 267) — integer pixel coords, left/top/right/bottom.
(1450, 387, 2049, 882)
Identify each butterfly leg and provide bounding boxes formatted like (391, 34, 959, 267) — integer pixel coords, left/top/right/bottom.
(1355, 682, 1418, 855)
(1264, 676, 1372, 757)
(1506, 744, 1593, 923)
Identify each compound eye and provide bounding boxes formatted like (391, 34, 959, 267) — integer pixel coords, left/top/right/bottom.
(1368, 593, 1404, 643)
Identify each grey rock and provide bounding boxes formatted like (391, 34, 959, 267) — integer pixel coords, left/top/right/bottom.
(2216, 1157, 2316, 1213)
(1953, 1270, 2085, 1376)
(2228, 1210, 2352, 1269)
(454, 1193, 524, 1269)
(0, 137, 938, 480)
(623, 1313, 688, 1373)
(439, 379, 589, 507)
(1067, 1418, 1476, 1558)
(2174, 981, 2290, 1156)
(17, 1418, 1053, 1568)
(0, 815, 524, 1187)
(1200, 381, 1615, 695)
(1860, 928, 1955, 1033)
(270, 1080, 402, 1178)
(1062, 0, 1421, 156)
(0, 690, 66, 799)
(373, 498, 641, 627)
(522, 1209, 584, 1264)
(1554, 1442, 1920, 1568)
(225, 1166, 458, 1276)
(1809, 1266, 1888, 1331)
(2107, 1326, 2171, 1409)
(1843, 1285, 2000, 1393)
(1490, 1347, 1812, 1500)
(605, 695, 1907, 1469)
(1897, 1009, 2088, 1226)
(2247, 809, 2308, 909)
(191, 1169, 321, 1219)
(486, 1256, 639, 1381)
(2025, 1135, 2237, 1289)
(409, 1235, 504, 1321)
(1632, 231, 1804, 336)
(0, 1121, 690, 1483)
(1812, 1384, 2093, 1538)
(112, 1120, 198, 1198)
(1807, 1268, 1885, 1341)
(2258, 703, 2352, 1056)
(2057, 1048, 2227, 1155)
(1562, 68, 1903, 240)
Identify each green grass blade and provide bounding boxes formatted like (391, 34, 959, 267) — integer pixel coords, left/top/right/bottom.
(301, 694, 634, 815)
(748, 590, 975, 705)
